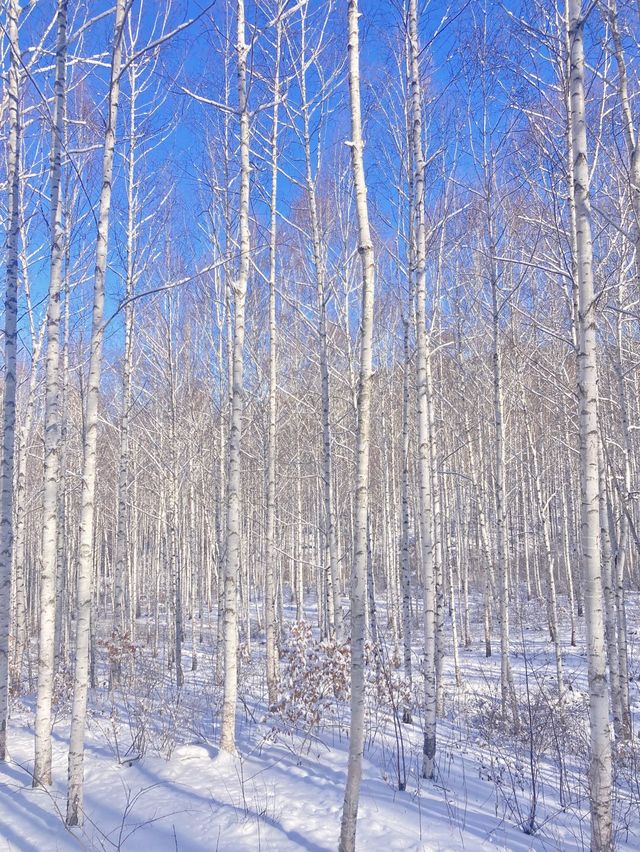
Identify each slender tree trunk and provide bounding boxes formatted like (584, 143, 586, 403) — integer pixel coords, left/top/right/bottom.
(264, 10, 282, 708)
(599, 448, 623, 739)
(400, 311, 412, 723)
(611, 307, 632, 738)
(66, 0, 127, 825)
(428, 356, 445, 716)
(407, 0, 437, 782)
(0, 0, 21, 763)
(55, 249, 71, 672)
(561, 473, 577, 647)
(114, 59, 138, 643)
(487, 199, 517, 729)
(12, 319, 45, 689)
(166, 309, 183, 690)
(34, 0, 68, 786)
(339, 2, 375, 846)
(568, 3, 613, 848)
(295, 435, 304, 621)
(220, 0, 251, 754)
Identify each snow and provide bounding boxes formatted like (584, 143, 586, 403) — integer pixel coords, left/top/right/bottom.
(0, 715, 540, 852)
(1, 597, 638, 850)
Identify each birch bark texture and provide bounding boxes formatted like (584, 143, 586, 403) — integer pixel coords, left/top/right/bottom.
(12, 314, 45, 689)
(264, 6, 282, 708)
(34, 0, 68, 788)
(220, 0, 251, 754)
(568, 1, 613, 848)
(66, 0, 128, 825)
(400, 308, 413, 723)
(0, 0, 21, 763)
(407, 0, 437, 781)
(113, 46, 140, 642)
(339, 0, 375, 848)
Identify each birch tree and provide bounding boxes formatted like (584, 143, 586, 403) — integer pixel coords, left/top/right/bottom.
(0, 0, 21, 763)
(67, 0, 128, 825)
(339, 0, 375, 847)
(264, 4, 282, 708)
(220, 0, 251, 754)
(407, 0, 437, 781)
(568, 1, 613, 847)
(34, 0, 68, 788)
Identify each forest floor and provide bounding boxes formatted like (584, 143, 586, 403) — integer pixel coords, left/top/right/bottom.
(1, 594, 639, 851)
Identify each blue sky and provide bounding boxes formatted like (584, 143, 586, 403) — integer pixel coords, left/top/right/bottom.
(10, 0, 612, 365)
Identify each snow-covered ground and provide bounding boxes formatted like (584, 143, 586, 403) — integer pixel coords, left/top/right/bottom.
(1, 596, 638, 851)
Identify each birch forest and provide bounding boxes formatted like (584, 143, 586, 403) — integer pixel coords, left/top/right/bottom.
(0, 0, 639, 850)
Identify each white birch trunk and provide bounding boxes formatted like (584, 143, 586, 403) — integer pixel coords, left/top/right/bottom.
(407, 0, 437, 782)
(114, 58, 138, 642)
(264, 9, 282, 708)
(611, 308, 632, 738)
(66, 0, 127, 824)
(599, 450, 623, 739)
(34, 0, 67, 787)
(400, 311, 412, 722)
(339, 2, 375, 846)
(0, 0, 21, 762)
(12, 317, 45, 688)
(488, 202, 517, 728)
(166, 310, 183, 690)
(220, 0, 250, 754)
(568, 2, 613, 847)
(55, 257, 71, 671)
